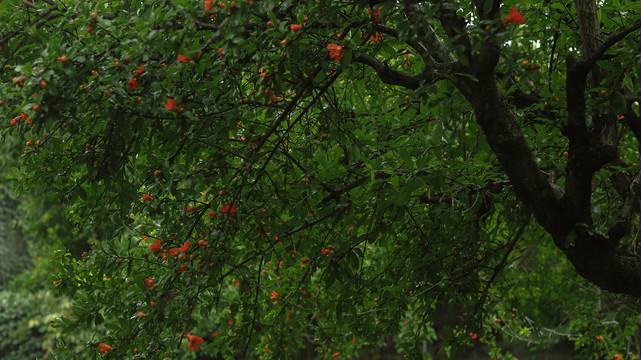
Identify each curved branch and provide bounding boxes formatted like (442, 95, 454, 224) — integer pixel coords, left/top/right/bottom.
(587, 22, 641, 66)
(353, 53, 450, 89)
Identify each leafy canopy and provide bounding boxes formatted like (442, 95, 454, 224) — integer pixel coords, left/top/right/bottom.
(1, 0, 641, 359)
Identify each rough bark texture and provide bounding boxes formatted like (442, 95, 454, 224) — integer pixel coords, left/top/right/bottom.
(574, 0, 603, 86)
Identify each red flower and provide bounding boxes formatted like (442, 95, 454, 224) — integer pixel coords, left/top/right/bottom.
(169, 248, 179, 257)
(164, 98, 177, 109)
(178, 239, 190, 252)
(403, 51, 411, 66)
(321, 247, 333, 255)
(164, 98, 183, 113)
(184, 205, 196, 213)
(220, 203, 230, 214)
(137, 312, 146, 317)
(144, 277, 154, 288)
(127, 77, 138, 90)
(327, 44, 343, 62)
(13, 76, 27, 87)
(185, 332, 204, 351)
(332, 352, 340, 359)
(220, 201, 237, 216)
(301, 257, 311, 265)
(133, 64, 145, 75)
(370, 32, 382, 43)
(265, 88, 278, 104)
(99, 342, 112, 352)
(142, 194, 154, 201)
(205, 0, 213, 12)
(150, 239, 162, 252)
(270, 291, 279, 299)
(290, 24, 302, 32)
(368, 6, 383, 23)
(614, 355, 622, 360)
(179, 264, 188, 272)
(178, 54, 194, 63)
(501, 6, 525, 26)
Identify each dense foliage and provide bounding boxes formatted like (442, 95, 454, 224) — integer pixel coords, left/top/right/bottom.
(1, 0, 641, 359)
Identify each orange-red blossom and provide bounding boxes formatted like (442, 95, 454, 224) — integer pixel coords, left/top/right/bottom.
(99, 342, 112, 352)
(501, 6, 524, 26)
(220, 201, 237, 216)
(368, 6, 383, 23)
(185, 332, 204, 351)
(164, 98, 183, 113)
(327, 44, 343, 62)
(149, 239, 162, 252)
(127, 77, 138, 90)
(177, 54, 193, 62)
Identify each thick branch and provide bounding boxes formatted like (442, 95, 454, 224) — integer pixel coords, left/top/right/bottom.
(560, 3, 640, 228)
(562, 55, 597, 224)
(352, 54, 449, 89)
(574, 0, 602, 60)
(455, 71, 641, 298)
(560, 228, 641, 297)
(607, 169, 641, 244)
(456, 75, 564, 234)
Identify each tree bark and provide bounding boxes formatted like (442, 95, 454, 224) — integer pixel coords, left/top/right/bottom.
(456, 0, 641, 297)
(357, 0, 641, 297)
